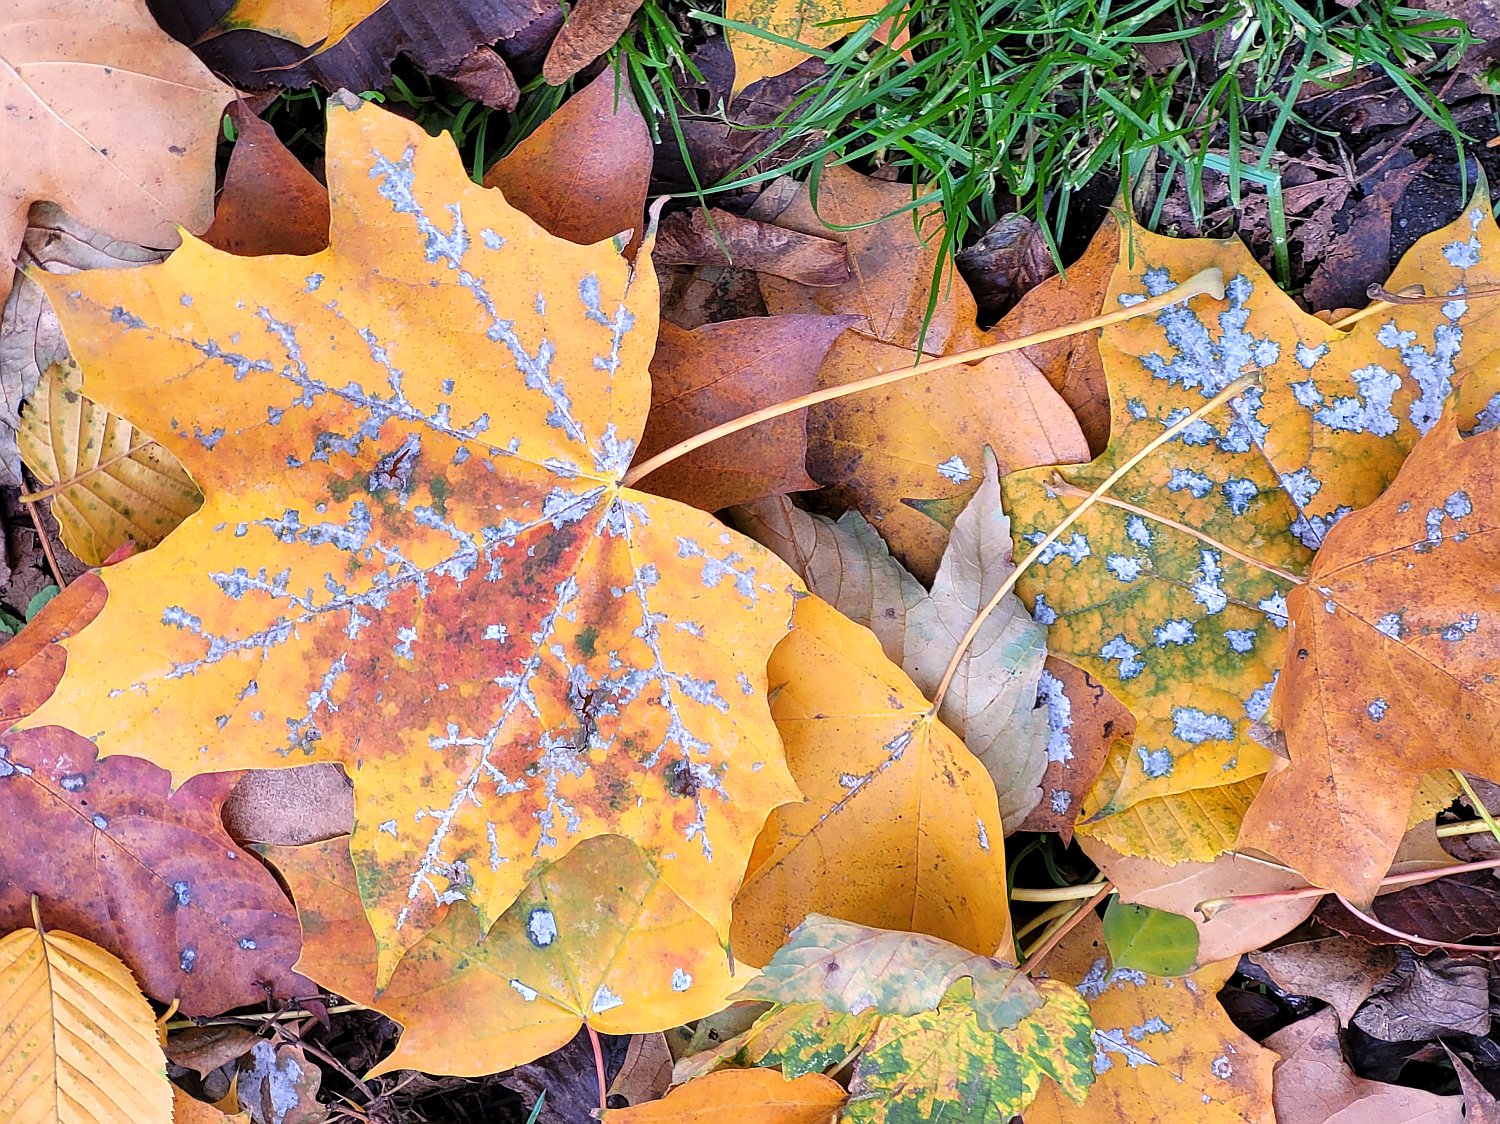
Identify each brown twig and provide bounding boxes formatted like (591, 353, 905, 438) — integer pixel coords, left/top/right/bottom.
(1196, 854, 1500, 918)
(22, 484, 66, 588)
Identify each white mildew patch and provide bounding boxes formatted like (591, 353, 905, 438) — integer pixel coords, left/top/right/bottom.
(1037, 670, 1073, 764)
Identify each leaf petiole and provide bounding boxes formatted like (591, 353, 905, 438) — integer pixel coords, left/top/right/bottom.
(929, 369, 1259, 713)
(620, 268, 1227, 488)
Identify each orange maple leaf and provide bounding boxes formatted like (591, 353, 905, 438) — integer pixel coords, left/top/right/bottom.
(20, 99, 802, 986)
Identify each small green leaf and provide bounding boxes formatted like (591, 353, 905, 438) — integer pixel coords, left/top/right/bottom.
(1102, 897, 1199, 976)
(24, 586, 59, 621)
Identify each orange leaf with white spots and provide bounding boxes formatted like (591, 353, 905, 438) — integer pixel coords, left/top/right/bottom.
(265, 834, 745, 1075)
(1239, 411, 1500, 901)
(19, 98, 801, 987)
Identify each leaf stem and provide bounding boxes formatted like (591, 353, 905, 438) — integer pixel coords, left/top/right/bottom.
(1334, 893, 1500, 953)
(1450, 770, 1500, 846)
(1020, 881, 1113, 974)
(1196, 854, 1500, 918)
(587, 1021, 608, 1114)
(1045, 477, 1306, 585)
(929, 370, 1258, 713)
(619, 267, 1226, 488)
(1011, 878, 1111, 902)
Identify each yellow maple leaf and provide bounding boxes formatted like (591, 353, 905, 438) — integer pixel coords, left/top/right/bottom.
(19, 99, 802, 987)
(1025, 911, 1276, 1123)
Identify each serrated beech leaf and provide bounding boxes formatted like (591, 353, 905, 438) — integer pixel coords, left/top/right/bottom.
(0, 924, 173, 1122)
(19, 99, 802, 986)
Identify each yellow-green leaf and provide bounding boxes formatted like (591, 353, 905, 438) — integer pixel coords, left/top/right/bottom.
(19, 360, 202, 565)
(265, 834, 746, 1076)
(1001, 199, 1500, 862)
(0, 923, 172, 1123)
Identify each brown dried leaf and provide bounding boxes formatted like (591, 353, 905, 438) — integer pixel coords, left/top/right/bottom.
(542, 0, 643, 84)
(203, 105, 331, 258)
(485, 64, 650, 254)
(653, 209, 850, 286)
(1266, 1009, 1464, 1124)
(221, 763, 355, 846)
(634, 315, 856, 511)
(1250, 938, 1398, 1026)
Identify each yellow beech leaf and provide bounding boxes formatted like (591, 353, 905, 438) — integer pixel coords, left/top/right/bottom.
(602, 1068, 846, 1122)
(19, 360, 202, 565)
(1001, 199, 1500, 862)
(1025, 911, 1275, 1124)
(725, 0, 910, 96)
(18, 99, 801, 987)
(0, 923, 173, 1122)
(265, 834, 745, 1076)
(731, 596, 1011, 965)
(760, 165, 1089, 580)
(214, 0, 388, 48)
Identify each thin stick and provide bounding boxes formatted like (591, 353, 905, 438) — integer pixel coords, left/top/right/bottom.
(1451, 770, 1500, 845)
(1011, 879, 1111, 903)
(23, 489, 66, 588)
(929, 371, 1258, 712)
(1020, 881, 1113, 974)
(587, 1021, 607, 1114)
(1047, 477, 1306, 585)
(164, 1001, 370, 1031)
(1196, 854, 1500, 918)
(620, 268, 1227, 487)
(1335, 894, 1500, 953)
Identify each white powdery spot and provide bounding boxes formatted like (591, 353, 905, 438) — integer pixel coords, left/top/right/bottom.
(1225, 628, 1256, 654)
(1375, 612, 1404, 639)
(1443, 613, 1480, 641)
(509, 979, 539, 1002)
(1050, 789, 1072, 814)
(1191, 551, 1228, 615)
(1037, 670, 1073, 763)
(1314, 364, 1400, 436)
(1295, 342, 1326, 370)
(937, 455, 972, 483)
(1106, 554, 1144, 582)
(1257, 592, 1288, 627)
(1100, 635, 1145, 680)
(1032, 594, 1058, 625)
(1367, 698, 1388, 723)
(1153, 619, 1197, 647)
(1221, 477, 1258, 515)
(671, 968, 693, 992)
(1172, 707, 1233, 744)
(592, 984, 624, 1014)
(1211, 1055, 1233, 1079)
(1245, 674, 1278, 721)
(977, 819, 990, 852)
(526, 908, 558, 948)
(1137, 746, 1174, 778)
(1126, 515, 1153, 548)
(1446, 236, 1482, 268)
(1166, 467, 1213, 499)
(1026, 531, 1092, 566)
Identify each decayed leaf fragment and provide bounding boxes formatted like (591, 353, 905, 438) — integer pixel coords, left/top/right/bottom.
(0, 922, 173, 1122)
(19, 360, 203, 566)
(1002, 198, 1500, 863)
(759, 165, 1089, 580)
(736, 450, 1051, 827)
(1239, 409, 1499, 901)
(602, 1068, 847, 1122)
(20, 99, 802, 986)
(0, 0, 234, 306)
(731, 599, 1012, 964)
(267, 834, 744, 1075)
(1025, 912, 1275, 1124)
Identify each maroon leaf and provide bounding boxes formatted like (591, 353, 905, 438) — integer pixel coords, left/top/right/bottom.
(0, 728, 308, 1015)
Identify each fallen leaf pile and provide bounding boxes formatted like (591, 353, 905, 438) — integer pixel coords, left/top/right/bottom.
(1, 4, 1499, 1120)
